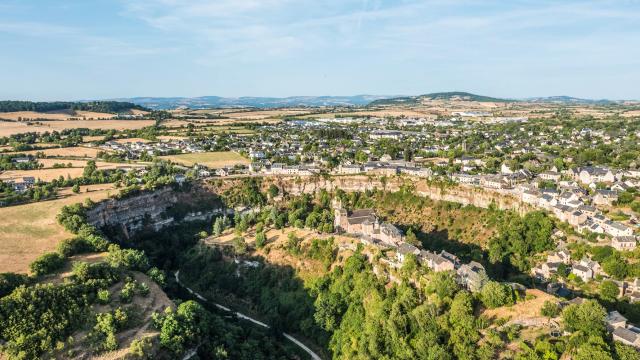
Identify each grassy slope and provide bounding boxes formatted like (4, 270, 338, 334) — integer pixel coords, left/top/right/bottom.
(0, 184, 114, 273)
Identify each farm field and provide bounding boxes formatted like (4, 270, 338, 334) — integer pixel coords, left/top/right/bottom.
(0, 110, 116, 121)
(0, 183, 115, 274)
(0, 119, 156, 136)
(5, 146, 105, 158)
(0, 161, 144, 182)
(160, 151, 249, 168)
(82, 135, 105, 142)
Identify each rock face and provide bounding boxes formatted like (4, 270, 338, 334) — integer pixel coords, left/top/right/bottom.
(270, 175, 532, 214)
(86, 187, 231, 238)
(86, 175, 534, 239)
(86, 187, 178, 238)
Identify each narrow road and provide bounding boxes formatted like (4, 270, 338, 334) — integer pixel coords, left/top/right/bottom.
(174, 271, 322, 360)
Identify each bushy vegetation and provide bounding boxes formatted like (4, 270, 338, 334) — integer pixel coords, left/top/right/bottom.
(488, 211, 555, 274)
(29, 252, 65, 276)
(0, 100, 147, 113)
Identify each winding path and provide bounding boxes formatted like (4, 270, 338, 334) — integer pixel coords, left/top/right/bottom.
(174, 271, 322, 360)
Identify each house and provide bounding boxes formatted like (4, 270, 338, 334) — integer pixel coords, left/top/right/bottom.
(419, 250, 456, 272)
(249, 150, 266, 159)
(613, 327, 640, 348)
(577, 205, 597, 217)
(580, 257, 603, 276)
(336, 164, 363, 175)
(538, 194, 557, 209)
(593, 189, 618, 206)
(533, 262, 562, 280)
(22, 177, 35, 186)
(603, 221, 633, 237)
(548, 250, 571, 264)
(579, 166, 616, 185)
(457, 261, 488, 292)
(521, 190, 540, 204)
(612, 236, 637, 251)
(612, 182, 632, 192)
(198, 169, 211, 178)
(540, 171, 561, 182)
(606, 311, 627, 331)
(571, 263, 593, 282)
(399, 166, 433, 178)
(501, 163, 514, 175)
(481, 175, 510, 189)
(11, 157, 31, 164)
(439, 250, 460, 267)
(215, 168, 229, 177)
(558, 192, 580, 206)
(546, 282, 572, 298)
(333, 201, 403, 246)
(397, 243, 420, 263)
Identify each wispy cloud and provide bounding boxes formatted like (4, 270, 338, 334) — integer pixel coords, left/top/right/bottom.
(0, 19, 171, 58)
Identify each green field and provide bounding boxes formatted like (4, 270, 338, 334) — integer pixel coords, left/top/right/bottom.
(161, 151, 250, 168)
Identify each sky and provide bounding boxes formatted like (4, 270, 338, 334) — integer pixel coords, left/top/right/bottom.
(1, 0, 639, 101)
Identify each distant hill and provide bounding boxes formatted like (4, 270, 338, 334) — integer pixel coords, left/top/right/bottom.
(113, 95, 398, 110)
(368, 91, 516, 106)
(0, 100, 148, 114)
(524, 96, 618, 105)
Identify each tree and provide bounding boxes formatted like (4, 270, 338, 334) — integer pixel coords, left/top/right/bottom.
(614, 341, 640, 360)
(603, 257, 628, 280)
(405, 228, 419, 246)
(147, 267, 167, 287)
(232, 236, 247, 255)
(83, 160, 97, 178)
(153, 301, 210, 355)
(255, 231, 267, 248)
(212, 216, 224, 236)
(72, 183, 80, 193)
(29, 252, 65, 276)
(599, 280, 619, 301)
(268, 184, 279, 198)
(562, 300, 606, 337)
(479, 281, 514, 309)
(129, 336, 154, 359)
(541, 300, 561, 318)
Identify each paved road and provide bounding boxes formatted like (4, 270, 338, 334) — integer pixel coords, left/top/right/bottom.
(174, 271, 322, 360)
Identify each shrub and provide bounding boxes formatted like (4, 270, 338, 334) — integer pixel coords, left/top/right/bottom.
(480, 281, 515, 309)
(30, 252, 65, 276)
(107, 246, 150, 271)
(255, 231, 267, 248)
(129, 336, 154, 359)
(232, 236, 247, 255)
(0, 272, 30, 297)
(57, 237, 93, 257)
(97, 289, 111, 304)
(138, 282, 150, 297)
(72, 262, 120, 288)
(146, 267, 166, 287)
(120, 281, 137, 303)
(541, 300, 561, 318)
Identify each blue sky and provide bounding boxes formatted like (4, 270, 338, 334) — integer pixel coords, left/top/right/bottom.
(1, 0, 639, 101)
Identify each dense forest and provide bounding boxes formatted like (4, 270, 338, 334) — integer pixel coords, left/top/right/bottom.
(0, 100, 148, 113)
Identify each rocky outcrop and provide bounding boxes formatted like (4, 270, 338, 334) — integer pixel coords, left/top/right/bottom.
(269, 175, 533, 214)
(86, 187, 178, 237)
(86, 187, 233, 238)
